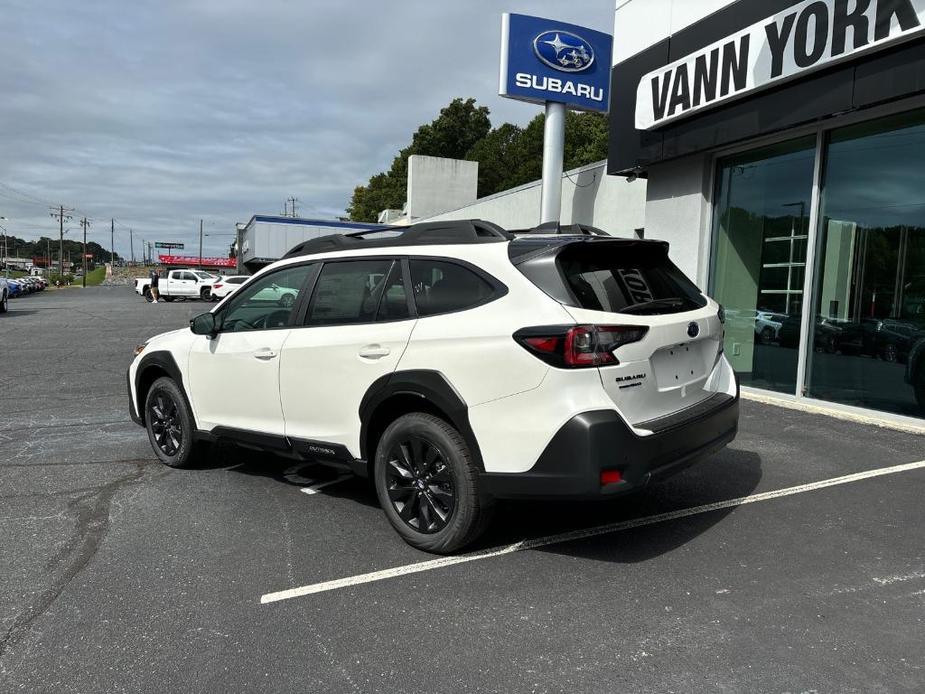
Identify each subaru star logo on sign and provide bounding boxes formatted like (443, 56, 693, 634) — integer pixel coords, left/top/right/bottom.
(533, 31, 595, 72)
(500, 13, 612, 113)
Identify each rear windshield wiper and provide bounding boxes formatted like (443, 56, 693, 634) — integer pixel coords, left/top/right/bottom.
(621, 297, 686, 315)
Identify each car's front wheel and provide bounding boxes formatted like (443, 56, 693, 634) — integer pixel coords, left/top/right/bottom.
(374, 413, 492, 554)
(144, 377, 198, 468)
(0, 291, 7, 313)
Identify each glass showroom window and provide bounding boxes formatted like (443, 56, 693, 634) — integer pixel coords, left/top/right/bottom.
(806, 110, 925, 419)
(711, 137, 816, 393)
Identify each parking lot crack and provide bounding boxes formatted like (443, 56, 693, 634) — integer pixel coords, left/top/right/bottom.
(0, 462, 158, 661)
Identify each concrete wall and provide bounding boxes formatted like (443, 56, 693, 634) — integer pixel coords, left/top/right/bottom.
(422, 160, 648, 238)
(406, 155, 478, 222)
(642, 153, 714, 284)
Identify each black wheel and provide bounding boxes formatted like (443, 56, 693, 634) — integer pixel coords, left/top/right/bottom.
(278, 293, 295, 308)
(0, 291, 7, 313)
(374, 413, 492, 553)
(883, 343, 898, 363)
(759, 327, 773, 345)
(200, 287, 211, 301)
(144, 377, 198, 468)
(143, 287, 153, 302)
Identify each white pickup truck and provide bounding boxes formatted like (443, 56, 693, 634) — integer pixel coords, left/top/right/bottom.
(134, 269, 218, 302)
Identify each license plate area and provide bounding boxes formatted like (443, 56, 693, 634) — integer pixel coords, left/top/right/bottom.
(651, 342, 708, 390)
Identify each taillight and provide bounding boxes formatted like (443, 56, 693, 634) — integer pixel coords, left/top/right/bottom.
(515, 325, 648, 368)
(213, 283, 223, 290)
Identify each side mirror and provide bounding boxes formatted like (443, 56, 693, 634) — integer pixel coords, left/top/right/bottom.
(190, 312, 218, 337)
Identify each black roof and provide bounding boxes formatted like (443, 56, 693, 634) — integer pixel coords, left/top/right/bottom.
(282, 219, 512, 259)
(281, 218, 652, 260)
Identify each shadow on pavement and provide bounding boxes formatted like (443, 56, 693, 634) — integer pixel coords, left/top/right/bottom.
(199, 438, 762, 563)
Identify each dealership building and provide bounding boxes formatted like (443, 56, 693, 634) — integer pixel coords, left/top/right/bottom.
(601, 0, 925, 424)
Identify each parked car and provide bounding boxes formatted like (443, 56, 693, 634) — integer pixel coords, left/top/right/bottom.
(134, 269, 216, 302)
(209, 275, 250, 301)
(861, 318, 924, 363)
(779, 314, 862, 353)
(0, 276, 8, 313)
(7, 279, 22, 298)
(906, 336, 925, 411)
(128, 220, 739, 553)
(755, 310, 786, 344)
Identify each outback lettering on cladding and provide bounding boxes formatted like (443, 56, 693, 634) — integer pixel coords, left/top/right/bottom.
(635, 0, 925, 129)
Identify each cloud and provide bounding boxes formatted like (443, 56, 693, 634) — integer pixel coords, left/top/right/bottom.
(0, 0, 612, 257)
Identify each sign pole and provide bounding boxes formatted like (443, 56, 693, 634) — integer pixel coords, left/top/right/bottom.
(540, 101, 566, 224)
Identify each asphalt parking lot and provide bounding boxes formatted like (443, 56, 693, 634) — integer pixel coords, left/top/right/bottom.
(1, 286, 924, 693)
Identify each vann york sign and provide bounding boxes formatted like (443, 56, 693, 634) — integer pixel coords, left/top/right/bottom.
(635, 0, 925, 130)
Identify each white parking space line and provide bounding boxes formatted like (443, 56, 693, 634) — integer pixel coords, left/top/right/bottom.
(262, 460, 925, 604)
(300, 475, 352, 496)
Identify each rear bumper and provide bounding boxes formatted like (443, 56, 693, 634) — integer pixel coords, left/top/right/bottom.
(480, 391, 739, 500)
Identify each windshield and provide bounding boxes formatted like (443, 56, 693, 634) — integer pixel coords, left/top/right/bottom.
(557, 243, 706, 315)
(195, 272, 214, 280)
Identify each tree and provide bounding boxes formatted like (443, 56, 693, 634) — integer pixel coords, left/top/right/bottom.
(348, 98, 491, 222)
(346, 100, 611, 220)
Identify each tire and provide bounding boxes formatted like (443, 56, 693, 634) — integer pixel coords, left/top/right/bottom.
(279, 293, 295, 308)
(143, 287, 153, 302)
(200, 287, 211, 301)
(0, 291, 7, 313)
(883, 343, 898, 363)
(144, 377, 198, 468)
(758, 327, 773, 345)
(374, 412, 493, 554)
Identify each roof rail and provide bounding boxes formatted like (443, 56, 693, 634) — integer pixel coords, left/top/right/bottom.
(282, 219, 513, 259)
(513, 222, 611, 237)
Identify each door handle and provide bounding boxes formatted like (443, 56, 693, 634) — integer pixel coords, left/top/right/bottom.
(254, 349, 278, 360)
(359, 345, 391, 359)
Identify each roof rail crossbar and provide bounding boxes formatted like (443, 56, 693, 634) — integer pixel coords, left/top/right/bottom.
(524, 222, 610, 237)
(282, 219, 513, 259)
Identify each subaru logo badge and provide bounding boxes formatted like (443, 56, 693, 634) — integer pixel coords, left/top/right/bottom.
(687, 322, 700, 338)
(533, 31, 595, 73)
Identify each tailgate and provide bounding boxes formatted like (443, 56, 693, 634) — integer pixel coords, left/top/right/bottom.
(564, 304, 724, 426)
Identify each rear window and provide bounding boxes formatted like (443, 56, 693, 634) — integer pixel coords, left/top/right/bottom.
(556, 243, 706, 315)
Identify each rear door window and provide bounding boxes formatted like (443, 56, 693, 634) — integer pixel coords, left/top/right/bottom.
(409, 259, 497, 316)
(556, 243, 706, 315)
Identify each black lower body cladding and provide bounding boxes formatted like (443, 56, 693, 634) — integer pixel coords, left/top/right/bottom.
(481, 392, 739, 500)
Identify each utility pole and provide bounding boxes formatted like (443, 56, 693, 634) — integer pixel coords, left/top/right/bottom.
(110, 218, 115, 265)
(199, 218, 203, 269)
(130, 229, 134, 264)
(80, 217, 90, 287)
(50, 205, 73, 278)
(287, 196, 300, 218)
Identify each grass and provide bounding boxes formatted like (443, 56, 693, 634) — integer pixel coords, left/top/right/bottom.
(84, 266, 107, 286)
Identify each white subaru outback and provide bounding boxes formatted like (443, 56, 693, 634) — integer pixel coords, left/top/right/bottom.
(128, 220, 738, 553)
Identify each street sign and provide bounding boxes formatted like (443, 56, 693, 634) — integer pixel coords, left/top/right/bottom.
(155, 242, 185, 249)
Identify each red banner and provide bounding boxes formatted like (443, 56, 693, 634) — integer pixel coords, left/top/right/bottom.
(158, 254, 236, 268)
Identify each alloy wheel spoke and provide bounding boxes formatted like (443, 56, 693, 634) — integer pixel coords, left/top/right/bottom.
(388, 457, 414, 480)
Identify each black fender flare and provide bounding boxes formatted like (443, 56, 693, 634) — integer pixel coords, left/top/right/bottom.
(133, 350, 197, 428)
(359, 370, 484, 471)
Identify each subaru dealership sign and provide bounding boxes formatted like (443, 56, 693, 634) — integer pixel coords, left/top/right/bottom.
(499, 13, 612, 112)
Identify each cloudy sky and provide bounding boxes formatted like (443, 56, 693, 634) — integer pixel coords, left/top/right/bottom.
(0, 0, 613, 259)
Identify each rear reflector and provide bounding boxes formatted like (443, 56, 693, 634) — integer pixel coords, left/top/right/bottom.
(514, 324, 648, 369)
(600, 469, 623, 485)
